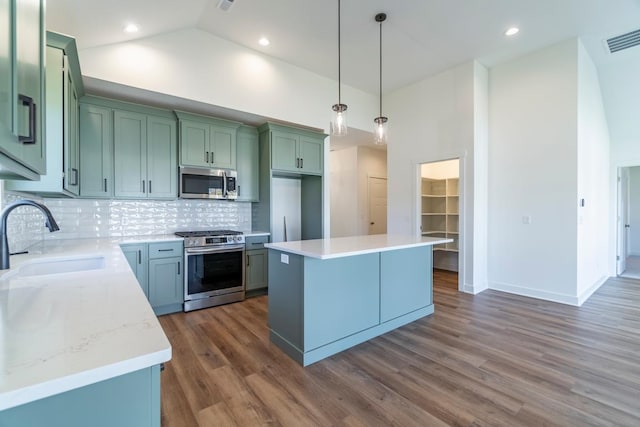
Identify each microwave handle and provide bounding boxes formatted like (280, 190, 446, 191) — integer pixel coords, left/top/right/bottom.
(222, 171, 228, 197)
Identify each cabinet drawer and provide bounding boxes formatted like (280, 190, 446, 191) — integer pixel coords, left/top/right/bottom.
(148, 241, 183, 259)
(245, 235, 269, 250)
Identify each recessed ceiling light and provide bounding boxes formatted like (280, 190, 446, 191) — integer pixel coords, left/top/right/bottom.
(258, 37, 270, 46)
(505, 27, 520, 37)
(124, 23, 139, 33)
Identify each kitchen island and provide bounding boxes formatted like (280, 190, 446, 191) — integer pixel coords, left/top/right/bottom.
(265, 234, 450, 366)
(0, 237, 175, 426)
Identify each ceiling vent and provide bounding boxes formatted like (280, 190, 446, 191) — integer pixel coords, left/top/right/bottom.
(217, 0, 234, 11)
(605, 28, 640, 53)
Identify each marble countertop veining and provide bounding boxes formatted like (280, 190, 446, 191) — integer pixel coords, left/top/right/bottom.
(0, 237, 173, 411)
(265, 234, 452, 260)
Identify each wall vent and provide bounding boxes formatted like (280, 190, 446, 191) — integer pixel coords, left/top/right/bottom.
(606, 28, 640, 53)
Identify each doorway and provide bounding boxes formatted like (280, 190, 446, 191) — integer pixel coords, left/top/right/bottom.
(618, 166, 640, 278)
(368, 176, 387, 234)
(419, 159, 460, 291)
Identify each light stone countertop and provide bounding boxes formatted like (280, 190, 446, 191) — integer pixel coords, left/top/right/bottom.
(264, 234, 452, 260)
(0, 237, 175, 411)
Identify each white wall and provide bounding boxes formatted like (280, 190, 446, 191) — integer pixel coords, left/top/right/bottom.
(576, 40, 611, 301)
(421, 159, 459, 179)
(330, 147, 358, 237)
(629, 167, 640, 255)
(386, 61, 488, 293)
(330, 146, 387, 237)
(488, 39, 579, 303)
(79, 28, 377, 134)
(356, 147, 387, 236)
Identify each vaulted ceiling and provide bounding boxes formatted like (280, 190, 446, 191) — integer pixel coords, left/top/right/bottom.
(47, 0, 640, 141)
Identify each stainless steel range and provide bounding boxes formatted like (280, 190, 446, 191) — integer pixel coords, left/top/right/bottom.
(176, 230, 245, 312)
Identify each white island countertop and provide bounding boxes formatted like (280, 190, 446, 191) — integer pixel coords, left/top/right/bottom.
(0, 237, 175, 411)
(264, 234, 452, 260)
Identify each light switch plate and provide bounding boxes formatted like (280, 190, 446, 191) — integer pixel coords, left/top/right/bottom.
(281, 253, 289, 264)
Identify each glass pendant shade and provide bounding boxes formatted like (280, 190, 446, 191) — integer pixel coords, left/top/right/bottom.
(331, 0, 348, 136)
(374, 116, 388, 145)
(331, 103, 348, 136)
(374, 13, 388, 145)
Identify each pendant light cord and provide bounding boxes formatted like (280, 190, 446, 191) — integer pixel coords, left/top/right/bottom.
(379, 16, 382, 117)
(338, 0, 342, 104)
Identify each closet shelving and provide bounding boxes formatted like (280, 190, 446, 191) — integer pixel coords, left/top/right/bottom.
(421, 177, 459, 252)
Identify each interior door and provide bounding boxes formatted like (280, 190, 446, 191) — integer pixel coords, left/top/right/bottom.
(618, 167, 629, 275)
(368, 177, 387, 235)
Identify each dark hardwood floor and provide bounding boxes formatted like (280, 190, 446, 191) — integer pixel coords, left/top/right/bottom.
(159, 275, 640, 426)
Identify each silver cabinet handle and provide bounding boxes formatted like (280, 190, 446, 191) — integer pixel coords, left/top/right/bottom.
(18, 94, 36, 144)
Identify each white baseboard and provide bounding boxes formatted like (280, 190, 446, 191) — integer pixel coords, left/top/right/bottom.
(577, 275, 609, 306)
(488, 281, 580, 306)
(463, 281, 488, 295)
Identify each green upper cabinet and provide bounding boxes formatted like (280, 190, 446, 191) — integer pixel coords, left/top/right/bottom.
(147, 116, 178, 199)
(6, 33, 84, 196)
(210, 124, 236, 169)
(114, 110, 177, 200)
(271, 131, 298, 172)
(0, 0, 46, 179)
(298, 135, 323, 175)
(261, 123, 325, 176)
(177, 112, 239, 170)
(236, 125, 259, 202)
(81, 96, 178, 200)
(114, 110, 147, 198)
(179, 120, 209, 167)
(79, 103, 113, 198)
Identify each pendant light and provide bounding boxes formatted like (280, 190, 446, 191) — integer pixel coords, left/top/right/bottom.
(330, 0, 348, 136)
(373, 12, 388, 145)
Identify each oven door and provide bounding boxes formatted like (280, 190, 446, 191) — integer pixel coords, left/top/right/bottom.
(184, 245, 245, 300)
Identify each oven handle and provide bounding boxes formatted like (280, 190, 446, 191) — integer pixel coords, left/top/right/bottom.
(184, 244, 245, 255)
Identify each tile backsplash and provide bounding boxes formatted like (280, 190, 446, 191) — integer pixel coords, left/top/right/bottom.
(1, 188, 252, 251)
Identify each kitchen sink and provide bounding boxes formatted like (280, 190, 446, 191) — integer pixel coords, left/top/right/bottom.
(4, 255, 106, 278)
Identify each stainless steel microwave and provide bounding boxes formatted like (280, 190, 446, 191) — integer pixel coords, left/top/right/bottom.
(179, 167, 238, 200)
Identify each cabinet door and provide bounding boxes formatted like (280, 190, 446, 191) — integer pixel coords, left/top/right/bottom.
(210, 124, 236, 169)
(64, 65, 80, 195)
(246, 249, 267, 291)
(298, 135, 323, 175)
(14, 0, 45, 173)
(148, 256, 183, 309)
(114, 110, 147, 198)
(147, 116, 177, 199)
(0, 0, 17, 158)
(79, 104, 113, 197)
(236, 126, 258, 202)
(271, 131, 298, 172)
(179, 120, 209, 167)
(121, 244, 149, 298)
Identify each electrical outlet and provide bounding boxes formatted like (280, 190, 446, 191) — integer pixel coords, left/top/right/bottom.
(522, 215, 531, 225)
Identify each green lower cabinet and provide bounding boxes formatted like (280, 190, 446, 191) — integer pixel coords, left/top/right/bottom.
(120, 241, 183, 315)
(148, 256, 183, 315)
(121, 243, 149, 297)
(0, 365, 161, 427)
(245, 249, 268, 291)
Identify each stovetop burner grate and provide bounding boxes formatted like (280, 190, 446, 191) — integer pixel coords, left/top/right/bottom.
(174, 230, 243, 238)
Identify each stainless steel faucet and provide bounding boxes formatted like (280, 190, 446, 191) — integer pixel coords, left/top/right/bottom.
(0, 200, 60, 270)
